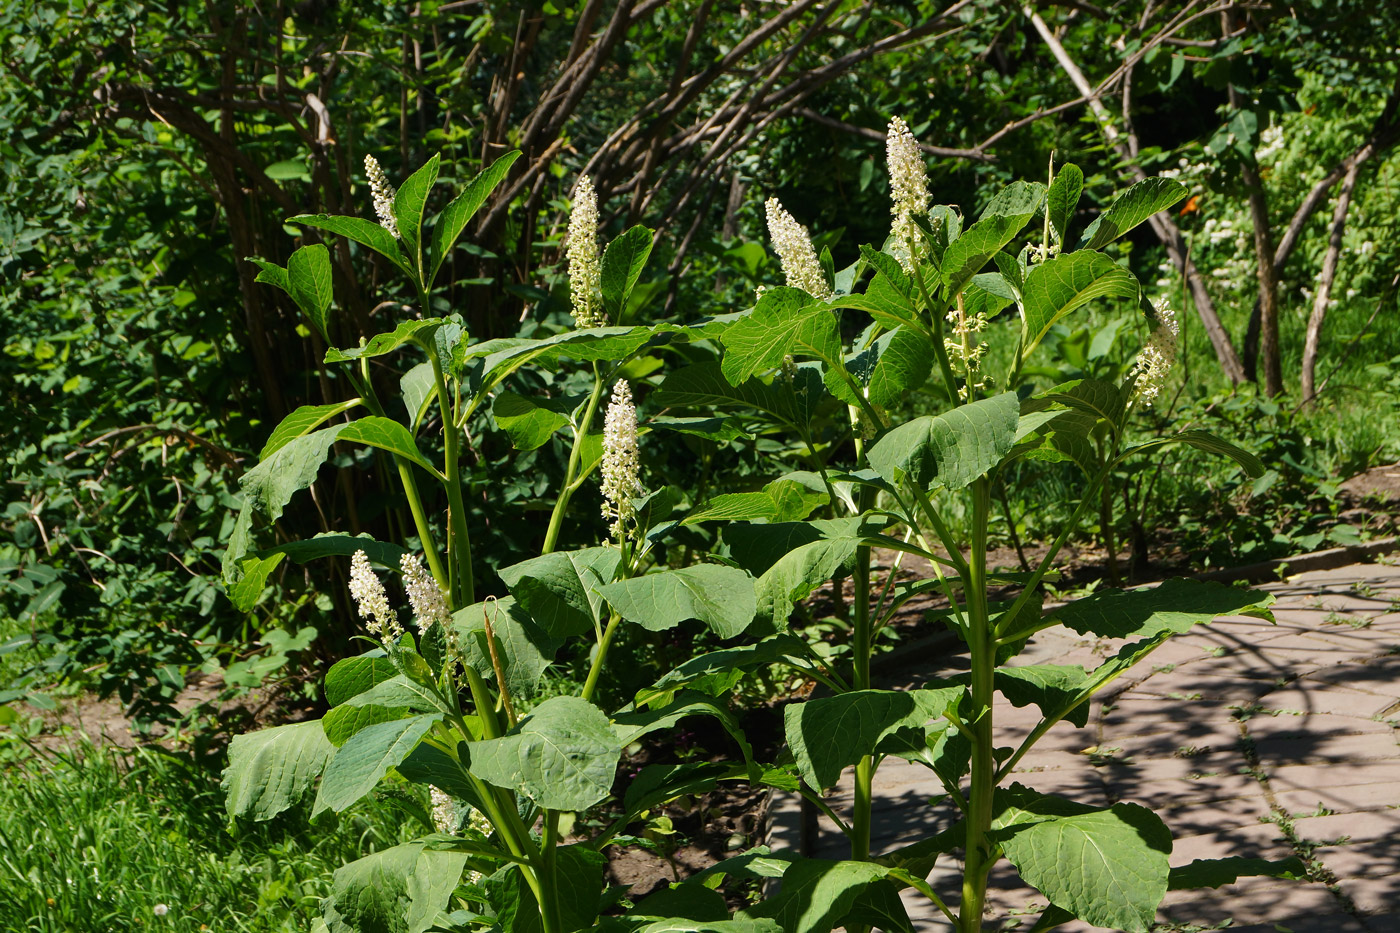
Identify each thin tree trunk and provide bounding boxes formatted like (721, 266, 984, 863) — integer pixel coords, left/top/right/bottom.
(1300, 159, 1363, 403)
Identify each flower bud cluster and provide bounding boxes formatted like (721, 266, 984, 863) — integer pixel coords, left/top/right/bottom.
(1130, 299, 1180, 406)
(400, 553, 456, 659)
(364, 155, 400, 239)
(349, 550, 400, 640)
(945, 305, 990, 400)
(764, 198, 830, 300)
(600, 380, 643, 542)
(567, 175, 605, 328)
(886, 117, 931, 271)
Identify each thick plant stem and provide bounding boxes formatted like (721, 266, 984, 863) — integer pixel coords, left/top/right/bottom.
(959, 479, 995, 933)
(542, 362, 605, 555)
(539, 810, 563, 933)
(397, 459, 450, 592)
(851, 537, 874, 863)
(581, 611, 622, 703)
(427, 347, 475, 605)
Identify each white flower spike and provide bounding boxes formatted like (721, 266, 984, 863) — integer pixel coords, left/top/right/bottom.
(349, 550, 400, 640)
(567, 175, 605, 328)
(600, 380, 643, 542)
(765, 198, 831, 300)
(886, 116, 931, 271)
(1130, 299, 1180, 406)
(364, 155, 400, 239)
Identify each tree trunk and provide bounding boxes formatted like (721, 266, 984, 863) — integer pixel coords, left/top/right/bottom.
(1301, 159, 1363, 403)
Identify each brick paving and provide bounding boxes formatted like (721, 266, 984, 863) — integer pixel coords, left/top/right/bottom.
(769, 559, 1400, 931)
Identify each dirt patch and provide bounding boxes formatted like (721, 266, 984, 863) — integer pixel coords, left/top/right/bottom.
(1341, 463, 1400, 504)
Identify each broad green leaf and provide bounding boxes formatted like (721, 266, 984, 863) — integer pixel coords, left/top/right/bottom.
(866, 391, 1020, 490)
(684, 475, 828, 525)
(1020, 252, 1140, 357)
(1039, 377, 1126, 427)
(325, 654, 398, 706)
(996, 665, 1094, 728)
(637, 920, 783, 933)
(980, 179, 1046, 220)
(858, 246, 915, 299)
(287, 244, 334, 340)
(1168, 856, 1306, 890)
(601, 225, 654, 320)
(465, 696, 620, 811)
(1049, 577, 1275, 640)
(484, 846, 607, 933)
(723, 518, 864, 624)
(428, 150, 520, 287)
(262, 532, 406, 572)
(323, 842, 467, 933)
(634, 882, 728, 923)
(1124, 429, 1265, 478)
(249, 257, 290, 292)
(313, 713, 442, 815)
(942, 210, 1036, 297)
(843, 876, 916, 933)
(454, 595, 561, 699)
(622, 762, 732, 814)
(784, 687, 964, 790)
(259, 400, 362, 460)
(223, 720, 334, 820)
(992, 786, 1171, 933)
(641, 634, 812, 702)
(829, 326, 932, 409)
(646, 415, 750, 444)
(228, 553, 284, 613)
(655, 361, 828, 430)
(325, 319, 443, 363)
(719, 287, 841, 385)
(740, 860, 905, 933)
(396, 741, 489, 811)
(1046, 163, 1084, 244)
(400, 361, 436, 430)
(1079, 177, 1188, 251)
(289, 213, 412, 277)
(498, 547, 620, 639)
(467, 326, 661, 391)
(339, 416, 441, 477)
(600, 564, 758, 638)
(323, 704, 410, 747)
(338, 674, 443, 713)
(612, 690, 756, 774)
(393, 153, 440, 270)
(492, 392, 579, 450)
(963, 272, 1017, 318)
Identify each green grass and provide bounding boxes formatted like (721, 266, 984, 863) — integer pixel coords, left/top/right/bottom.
(0, 740, 410, 933)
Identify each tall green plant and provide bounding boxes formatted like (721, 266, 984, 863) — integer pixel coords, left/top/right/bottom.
(222, 132, 1303, 933)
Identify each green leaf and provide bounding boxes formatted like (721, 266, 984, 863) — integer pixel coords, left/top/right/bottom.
(634, 882, 729, 923)
(612, 690, 756, 775)
(339, 416, 441, 477)
(623, 762, 732, 814)
(465, 696, 620, 811)
(655, 361, 829, 430)
(784, 687, 964, 790)
(1039, 377, 1126, 427)
(393, 153, 441, 271)
(396, 741, 489, 811)
(1049, 577, 1275, 640)
(429, 150, 520, 288)
(942, 210, 1036, 297)
(600, 564, 758, 638)
(324, 319, 443, 363)
(262, 532, 407, 573)
(323, 842, 467, 933)
(492, 392, 578, 450)
(228, 553, 284, 613)
(484, 847, 607, 933)
(740, 860, 905, 933)
(1079, 177, 1188, 251)
(325, 654, 398, 707)
(1125, 429, 1266, 478)
(1046, 163, 1084, 244)
(992, 786, 1171, 933)
(719, 288, 841, 385)
(338, 674, 445, 714)
(259, 400, 362, 460)
(866, 391, 1020, 490)
(223, 720, 334, 820)
(601, 225, 654, 320)
(454, 595, 562, 699)
(996, 665, 1094, 728)
(831, 326, 932, 409)
(646, 415, 750, 444)
(1020, 252, 1140, 358)
(637, 920, 783, 933)
(980, 180, 1046, 220)
(323, 704, 411, 747)
(313, 714, 442, 815)
(287, 244, 334, 340)
(465, 326, 661, 392)
(963, 272, 1017, 318)
(724, 519, 865, 626)
(401, 361, 436, 430)
(249, 257, 290, 293)
(641, 634, 812, 702)
(289, 213, 412, 277)
(1168, 856, 1306, 890)
(498, 548, 621, 639)
(684, 475, 829, 526)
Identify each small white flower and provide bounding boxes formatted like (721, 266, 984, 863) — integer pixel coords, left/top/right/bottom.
(349, 550, 400, 639)
(764, 198, 830, 300)
(886, 116, 931, 271)
(600, 380, 643, 542)
(567, 175, 605, 328)
(400, 553, 451, 634)
(153, 904, 169, 918)
(1130, 299, 1180, 406)
(430, 786, 456, 834)
(364, 155, 399, 239)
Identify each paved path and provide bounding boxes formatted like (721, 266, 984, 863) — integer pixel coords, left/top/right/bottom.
(771, 559, 1400, 931)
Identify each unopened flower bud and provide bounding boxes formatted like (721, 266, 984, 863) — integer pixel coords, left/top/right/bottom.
(364, 155, 399, 239)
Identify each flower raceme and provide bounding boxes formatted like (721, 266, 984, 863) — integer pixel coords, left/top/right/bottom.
(349, 550, 400, 640)
(886, 116, 931, 271)
(364, 155, 399, 239)
(1130, 299, 1180, 406)
(600, 379, 643, 542)
(764, 198, 831, 300)
(567, 175, 605, 328)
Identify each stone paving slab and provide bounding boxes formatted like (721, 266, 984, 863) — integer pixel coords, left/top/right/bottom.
(767, 559, 1400, 930)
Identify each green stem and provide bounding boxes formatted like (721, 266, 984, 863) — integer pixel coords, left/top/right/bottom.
(539, 810, 563, 933)
(425, 342, 474, 606)
(959, 478, 995, 933)
(908, 239, 959, 406)
(581, 611, 621, 703)
(397, 459, 450, 593)
(543, 362, 606, 555)
(851, 528, 874, 863)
